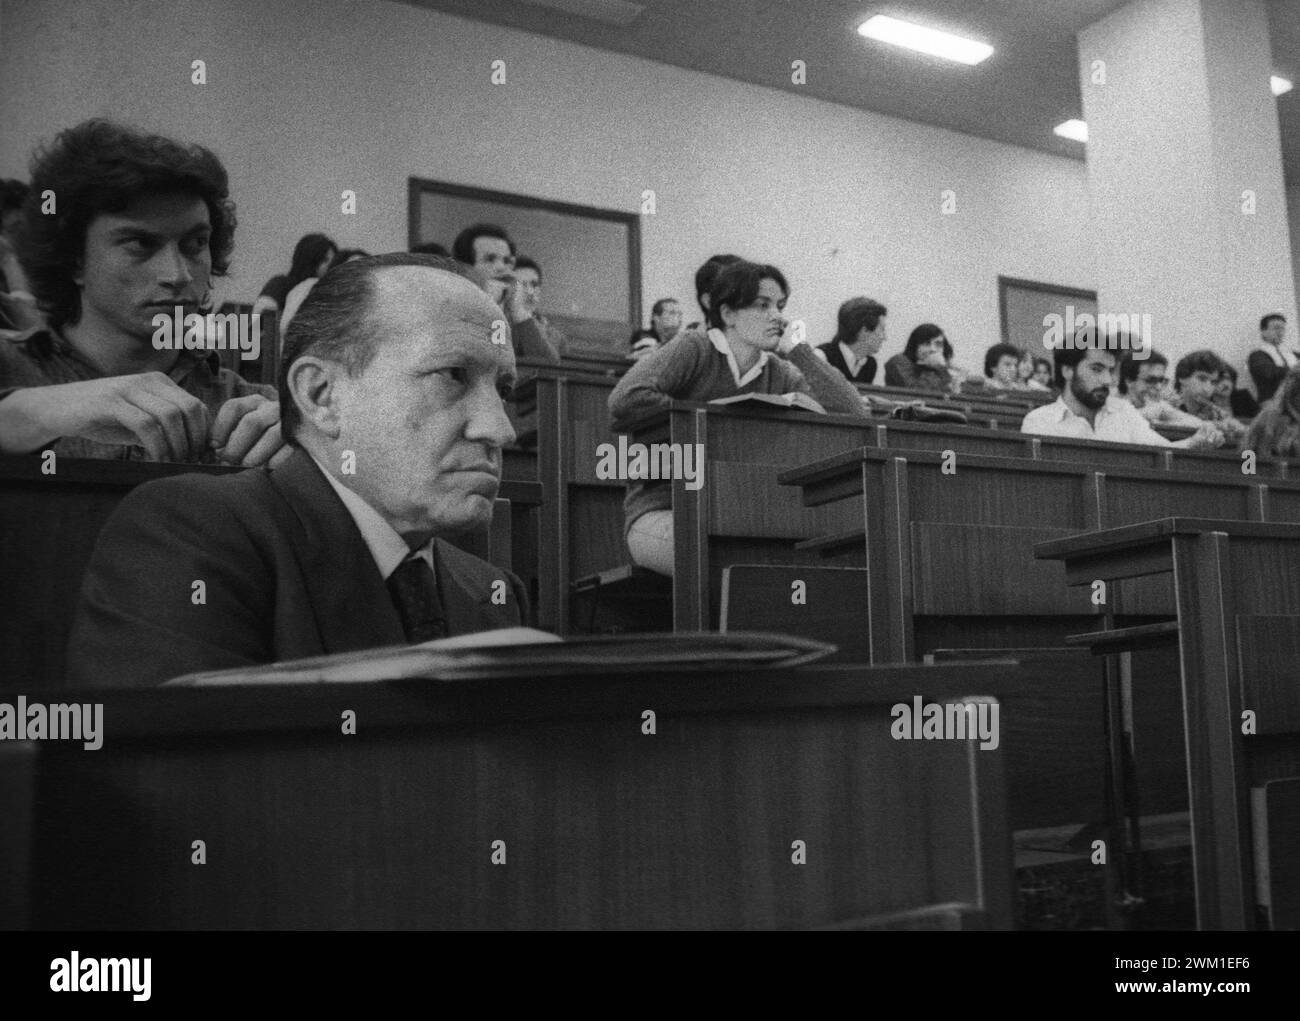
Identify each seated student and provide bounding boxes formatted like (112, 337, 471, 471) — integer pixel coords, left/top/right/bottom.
(452, 223, 560, 363)
(1217, 363, 1259, 420)
(814, 297, 886, 384)
(280, 247, 370, 337)
(512, 255, 569, 358)
(0, 119, 283, 463)
(1016, 350, 1049, 391)
(1248, 313, 1297, 404)
(0, 179, 39, 331)
(1021, 331, 1221, 449)
(608, 259, 867, 576)
(628, 328, 661, 362)
(1030, 357, 1054, 390)
(66, 253, 528, 687)
(252, 233, 336, 318)
(884, 324, 956, 392)
(649, 297, 684, 344)
(683, 253, 742, 332)
(1243, 368, 1300, 459)
(1173, 349, 1248, 444)
(1118, 350, 1206, 429)
(983, 343, 1029, 390)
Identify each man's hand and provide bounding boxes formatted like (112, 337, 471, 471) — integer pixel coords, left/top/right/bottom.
(920, 350, 948, 370)
(500, 275, 533, 324)
(1177, 422, 1225, 450)
(210, 394, 289, 467)
(0, 373, 210, 459)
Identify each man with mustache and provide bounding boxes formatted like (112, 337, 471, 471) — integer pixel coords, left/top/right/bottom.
(1021, 330, 1222, 449)
(68, 253, 528, 687)
(0, 120, 283, 464)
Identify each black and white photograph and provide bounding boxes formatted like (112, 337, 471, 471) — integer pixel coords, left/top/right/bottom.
(1, 0, 1297, 989)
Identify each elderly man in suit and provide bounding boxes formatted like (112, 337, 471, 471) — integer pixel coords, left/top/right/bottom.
(67, 253, 527, 687)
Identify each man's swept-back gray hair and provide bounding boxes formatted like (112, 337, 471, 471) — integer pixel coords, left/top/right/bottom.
(277, 252, 478, 445)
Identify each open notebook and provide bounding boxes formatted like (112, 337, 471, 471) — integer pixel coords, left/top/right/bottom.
(165, 630, 836, 686)
(708, 392, 826, 414)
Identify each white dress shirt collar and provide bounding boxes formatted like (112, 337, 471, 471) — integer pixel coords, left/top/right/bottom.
(838, 340, 867, 377)
(1257, 342, 1297, 369)
(308, 452, 434, 579)
(708, 328, 769, 387)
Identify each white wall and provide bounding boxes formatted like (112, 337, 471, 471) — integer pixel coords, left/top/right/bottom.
(0, 0, 1096, 363)
(1079, 0, 1297, 369)
(1289, 184, 1300, 313)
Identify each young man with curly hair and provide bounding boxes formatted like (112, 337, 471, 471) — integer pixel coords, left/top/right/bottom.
(0, 119, 283, 464)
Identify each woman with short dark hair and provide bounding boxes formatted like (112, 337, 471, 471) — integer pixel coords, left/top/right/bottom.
(253, 233, 337, 317)
(608, 259, 867, 576)
(884, 324, 956, 392)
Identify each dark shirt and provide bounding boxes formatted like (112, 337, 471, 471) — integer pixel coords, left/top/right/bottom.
(883, 352, 952, 392)
(1230, 388, 1259, 420)
(0, 323, 274, 460)
(816, 341, 876, 384)
(1247, 347, 1300, 404)
(257, 274, 291, 308)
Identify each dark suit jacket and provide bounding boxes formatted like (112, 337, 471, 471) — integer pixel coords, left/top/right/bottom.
(66, 449, 528, 687)
(1248, 348, 1300, 404)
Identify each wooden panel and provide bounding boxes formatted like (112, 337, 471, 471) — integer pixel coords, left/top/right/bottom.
(1237, 615, 1300, 737)
(567, 487, 629, 580)
(23, 668, 1014, 930)
(0, 742, 36, 930)
(568, 421, 622, 485)
(707, 462, 855, 538)
(1039, 442, 1160, 471)
(931, 648, 1107, 830)
(878, 424, 1024, 459)
(1, 479, 132, 691)
(1112, 575, 1177, 616)
(927, 639, 1189, 823)
(705, 411, 873, 465)
(1171, 532, 1253, 929)
(1268, 487, 1300, 522)
(673, 409, 711, 631)
(527, 373, 622, 632)
(908, 463, 1087, 529)
(1225, 537, 1300, 618)
(720, 565, 871, 663)
(502, 446, 537, 482)
(1256, 779, 1300, 930)
(1126, 644, 1190, 816)
(1105, 475, 1249, 524)
(911, 523, 1094, 615)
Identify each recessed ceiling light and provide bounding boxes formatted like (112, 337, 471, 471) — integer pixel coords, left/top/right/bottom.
(1054, 119, 1088, 143)
(1271, 75, 1294, 97)
(857, 15, 993, 66)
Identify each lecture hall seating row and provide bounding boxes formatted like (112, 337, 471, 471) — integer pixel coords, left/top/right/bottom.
(0, 455, 541, 690)
(2, 662, 1018, 929)
(501, 365, 1287, 635)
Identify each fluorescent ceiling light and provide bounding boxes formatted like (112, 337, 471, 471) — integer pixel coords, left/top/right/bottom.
(1272, 75, 1293, 97)
(857, 15, 993, 66)
(1054, 119, 1088, 143)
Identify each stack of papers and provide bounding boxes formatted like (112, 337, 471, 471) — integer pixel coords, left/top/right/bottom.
(166, 630, 835, 686)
